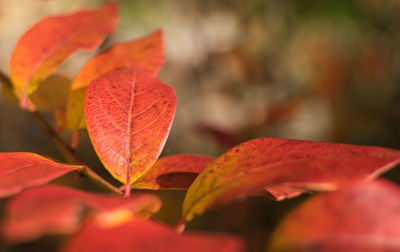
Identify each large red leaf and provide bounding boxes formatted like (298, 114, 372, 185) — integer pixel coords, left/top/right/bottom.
(132, 154, 214, 189)
(2, 185, 161, 243)
(269, 180, 400, 252)
(0, 152, 80, 198)
(61, 219, 244, 252)
(85, 66, 176, 195)
(9, 3, 118, 108)
(71, 30, 164, 91)
(182, 138, 400, 222)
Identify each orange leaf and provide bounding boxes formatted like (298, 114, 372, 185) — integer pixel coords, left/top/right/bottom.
(0, 152, 80, 198)
(2, 185, 161, 243)
(61, 219, 244, 252)
(132, 154, 214, 190)
(182, 138, 400, 222)
(85, 66, 176, 194)
(71, 30, 164, 91)
(269, 180, 400, 251)
(9, 3, 118, 108)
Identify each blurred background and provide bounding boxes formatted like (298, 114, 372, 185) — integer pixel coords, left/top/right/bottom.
(1, 0, 400, 251)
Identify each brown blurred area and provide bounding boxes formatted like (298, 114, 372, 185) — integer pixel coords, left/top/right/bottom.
(1, 0, 400, 251)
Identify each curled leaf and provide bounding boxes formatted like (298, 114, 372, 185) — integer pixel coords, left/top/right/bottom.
(132, 154, 215, 190)
(85, 66, 176, 192)
(9, 3, 118, 108)
(269, 180, 400, 252)
(61, 219, 244, 252)
(182, 138, 400, 222)
(0, 152, 80, 198)
(2, 185, 161, 243)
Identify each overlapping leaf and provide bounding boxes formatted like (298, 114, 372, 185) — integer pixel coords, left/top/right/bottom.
(131, 154, 304, 199)
(2, 185, 161, 243)
(9, 3, 118, 108)
(132, 154, 215, 189)
(71, 30, 163, 91)
(29, 73, 71, 110)
(0, 153, 80, 198)
(182, 138, 400, 222)
(61, 219, 244, 252)
(85, 66, 176, 191)
(66, 87, 87, 130)
(269, 180, 400, 252)
(67, 30, 163, 131)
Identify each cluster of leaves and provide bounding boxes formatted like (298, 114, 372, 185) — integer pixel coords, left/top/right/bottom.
(1, 3, 400, 251)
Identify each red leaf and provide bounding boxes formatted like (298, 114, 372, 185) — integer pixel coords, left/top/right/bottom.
(262, 185, 308, 201)
(9, 3, 118, 108)
(61, 219, 244, 252)
(71, 30, 164, 91)
(182, 138, 400, 222)
(2, 185, 161, 243)
(133, 154, 306, 199)
(0, 152, 80, 198)
(132, 154, 215, 189)
(269, 180, 400, 252)
(85, 66, 176, 194)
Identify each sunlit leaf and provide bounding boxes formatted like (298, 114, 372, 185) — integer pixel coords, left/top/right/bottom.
(132, 154, 214, 190)
(182, 138, 400, 222)
(9, 3, 118, 108)
(71, 30, 164, 91)
(2, 185, 161, 243)
(85, 66, 176, 192)
(61, 219, 244, 252)
(269, 180, 400, 252)
(0, 153, 80, 198)
(66, 30, 163, 130)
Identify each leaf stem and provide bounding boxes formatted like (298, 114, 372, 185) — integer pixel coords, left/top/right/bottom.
(0, 71, 120, 194)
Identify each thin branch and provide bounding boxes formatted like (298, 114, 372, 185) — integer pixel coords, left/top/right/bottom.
(0, 71, 120, 194)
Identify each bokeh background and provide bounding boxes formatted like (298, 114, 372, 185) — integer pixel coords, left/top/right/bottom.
(1, 0, 400, 251)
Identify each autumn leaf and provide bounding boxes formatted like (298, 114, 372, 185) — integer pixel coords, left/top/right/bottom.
(132, 154, 215, 190)
(132, 154, 304, 200)
(66, 30, 164, 131)
(71, 30, 164, 91)
(268, 180, 400, 252)
(85, 66, 176, 196)
(1, 185, 161, 243)
(66, 87, 87, 130)
(29, 73, 71, 110)
(262, 185, 307, 201)
(9, 3, 118, 108)
(182, 138, 400, 222)
(0, 152, 80, 198)
(61, 219, 244, 252)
